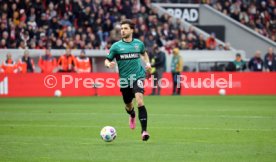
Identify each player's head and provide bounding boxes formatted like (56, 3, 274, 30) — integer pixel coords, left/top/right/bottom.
(120, 19, 135, 39)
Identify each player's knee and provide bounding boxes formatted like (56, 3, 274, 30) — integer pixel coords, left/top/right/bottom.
(125, 103, 133, 110)
(135, 93, 144, 107)
(137, 99, 144, 107)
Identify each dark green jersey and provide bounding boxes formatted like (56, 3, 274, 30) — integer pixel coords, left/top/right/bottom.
(106, 39, 146, 86)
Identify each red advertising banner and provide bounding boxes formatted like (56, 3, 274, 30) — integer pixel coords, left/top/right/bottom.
(0, 72, 275, 97)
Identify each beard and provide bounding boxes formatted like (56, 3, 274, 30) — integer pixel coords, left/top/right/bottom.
(121, 32, 131, 39)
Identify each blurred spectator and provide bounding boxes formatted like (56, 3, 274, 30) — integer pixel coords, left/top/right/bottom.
(59, 14, 72, 27)
(171, 48, 183, 95)
(53, 39, 65, 49)
(38, 49, 57, 73)
(110, 24, 121, 43)
(102, 19, 114, 41)
(195, 34, 206, 50)
(150, 45, 166, 96)
(205, 33, 217, 50)
(1, 53, 18, 73)
(233, 53, 246, 71)
(186, 33, 196, 50)
(18, 50, 35, 73)
(75, 50, 91, 73)
(144, 34, 156, 54)
(248, 50, 264, 72)
(264, 47, 276, 72)
(57, 48, 76, 72)
(217, 44, 224, 50)
(224, 42, 231, 50)
(0, 39, 7, 49)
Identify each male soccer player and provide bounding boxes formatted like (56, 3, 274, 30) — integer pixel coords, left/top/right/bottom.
(104, 19, 151, 141)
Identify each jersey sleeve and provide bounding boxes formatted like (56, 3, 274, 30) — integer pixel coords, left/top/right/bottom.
(140, 42, 146, 54)
(106, 44, 117, 61)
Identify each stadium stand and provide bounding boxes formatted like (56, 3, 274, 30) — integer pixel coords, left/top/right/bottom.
(0, 0, 230, 52)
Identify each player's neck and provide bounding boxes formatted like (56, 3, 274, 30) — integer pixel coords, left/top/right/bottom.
(122, 36, 133, 43)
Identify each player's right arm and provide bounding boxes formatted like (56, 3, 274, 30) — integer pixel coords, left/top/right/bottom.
(105, 44, 116, 68)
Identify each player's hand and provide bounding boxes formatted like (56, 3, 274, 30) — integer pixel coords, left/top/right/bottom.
(108, 62, 116, 68)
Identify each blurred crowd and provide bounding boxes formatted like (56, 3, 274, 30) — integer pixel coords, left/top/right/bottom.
(212, 0, 275, 42)
(0, 0, 228, 53)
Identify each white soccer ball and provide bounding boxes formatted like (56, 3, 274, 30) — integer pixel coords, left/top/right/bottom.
(219, 89, 226, 96)
(54, 90, 62, 97)
(100, 126, 117, 142)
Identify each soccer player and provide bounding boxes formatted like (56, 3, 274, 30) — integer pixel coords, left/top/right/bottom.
(104, 19, 151, 141)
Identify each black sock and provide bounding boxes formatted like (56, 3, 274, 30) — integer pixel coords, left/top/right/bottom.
(138, 105, 148, 132)
(126, 107, 135, 118)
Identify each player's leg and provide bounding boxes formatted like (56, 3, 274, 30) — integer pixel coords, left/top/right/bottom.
(135, 92, 150, 141)
(125, 102, 136, 129)
(120, 87, 136, 129)
(133, 79, 150, 141)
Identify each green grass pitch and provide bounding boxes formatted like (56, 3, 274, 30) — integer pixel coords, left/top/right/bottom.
(0, 96, 275, 162)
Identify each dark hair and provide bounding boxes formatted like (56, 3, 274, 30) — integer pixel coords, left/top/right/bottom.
(120, 19, 135, 30)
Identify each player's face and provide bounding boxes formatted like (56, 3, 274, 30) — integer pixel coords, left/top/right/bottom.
(121, 24, 133, 39)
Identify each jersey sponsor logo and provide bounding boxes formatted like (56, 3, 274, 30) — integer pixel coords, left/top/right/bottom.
(116, 53, 140, 60)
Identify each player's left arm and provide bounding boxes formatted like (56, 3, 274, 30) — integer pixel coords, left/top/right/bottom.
(141, 51, 151, 71)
